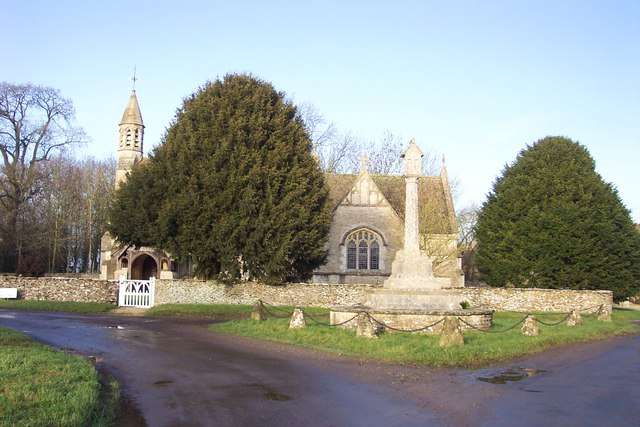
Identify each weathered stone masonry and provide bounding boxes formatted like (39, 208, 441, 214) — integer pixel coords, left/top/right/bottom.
(0, 276, 118, 304)
(1, 276, 612, 314)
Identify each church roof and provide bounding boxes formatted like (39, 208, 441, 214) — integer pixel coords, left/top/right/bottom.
(120, 90, 144, 126)
(324, 173, 457, 234)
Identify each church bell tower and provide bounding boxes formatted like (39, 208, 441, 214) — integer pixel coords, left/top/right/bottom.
(116, 90, 144, 187)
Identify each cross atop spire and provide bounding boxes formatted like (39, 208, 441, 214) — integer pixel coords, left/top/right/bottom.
(130, 66, 138, 91)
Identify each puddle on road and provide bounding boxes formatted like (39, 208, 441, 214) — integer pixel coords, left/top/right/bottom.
(477, 368, 546, 384)
(152, 380, 174, 387)
(249, 383, 292, 401)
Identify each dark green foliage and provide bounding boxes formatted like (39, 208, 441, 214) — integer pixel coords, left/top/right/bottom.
(109, 74, 331, 284)
(475, 136, 640, 301)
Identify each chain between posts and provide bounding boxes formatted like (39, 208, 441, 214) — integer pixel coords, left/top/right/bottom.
(534, 311, 572, 326)
(367, 313, 446, 333)
(259, 300, 294, 319)
(578, 303, 606, 317)
(457, 315, 526, 334)
(304, 311, 359, 327)
(257, 300, 609, 334)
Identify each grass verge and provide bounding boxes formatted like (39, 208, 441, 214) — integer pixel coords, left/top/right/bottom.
(144, 303, 253, 319)
(210, 308, 640, 367)
(0, 300, 114, 314)
(0, 328, 119, 427)
(143, 303, 328, 319)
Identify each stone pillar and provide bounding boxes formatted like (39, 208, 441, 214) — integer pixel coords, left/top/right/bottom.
(596, 304, 612, 322)
(566, 310, 583, 326)
(521, 315, 539, 336)
(289, 308, 306, 329)
(251, 300, 266, 321)
(380, 139, 443, 291)
(404, 176, 420, 254)
(439, 316, 464, 347)
(355, 312, 378, 339)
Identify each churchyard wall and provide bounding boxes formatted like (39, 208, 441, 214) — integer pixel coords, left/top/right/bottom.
(458, 287, 612, 314)
(1, 276, 612, 313)
(0, 276, 118, 304)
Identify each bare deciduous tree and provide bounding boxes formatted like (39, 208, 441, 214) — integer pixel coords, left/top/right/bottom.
(298, 103, 364, 173)
(456, 203, 479, 282)
(367, 130, 403, 175)
(0, 82, 86, 271)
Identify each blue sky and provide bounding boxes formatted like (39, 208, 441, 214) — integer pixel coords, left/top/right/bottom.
(2, 0, 639, 221)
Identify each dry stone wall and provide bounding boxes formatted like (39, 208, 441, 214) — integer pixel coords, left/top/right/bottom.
(459, 287, 612, 313)
(155, 280, 612, 313)
(0, 276, 118, 304)
(1, 276, 613, 313)
(154, 280, 374, 307)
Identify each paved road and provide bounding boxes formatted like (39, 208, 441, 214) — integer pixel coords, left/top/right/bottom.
(1, 310, 639, 427)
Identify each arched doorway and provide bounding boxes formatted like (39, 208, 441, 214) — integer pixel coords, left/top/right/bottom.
(131, 254, 158, 280)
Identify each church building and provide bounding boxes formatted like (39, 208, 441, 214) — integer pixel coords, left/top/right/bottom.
(100, 91, 463, 286)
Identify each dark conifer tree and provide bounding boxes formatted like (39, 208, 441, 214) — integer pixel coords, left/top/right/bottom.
(110, 74, 331, 283)
(475, 136, 640, 301)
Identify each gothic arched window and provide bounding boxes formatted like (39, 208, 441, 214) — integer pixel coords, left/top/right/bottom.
(346, 229, 380, 270)
(134, 129, 140, 147)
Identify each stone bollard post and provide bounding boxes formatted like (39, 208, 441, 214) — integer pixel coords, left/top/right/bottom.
(566, 310, 583, 327)
(596, 304, 612, 322)
(355, 312, 378, 339)
(439, 316, 464, 347)
(289, 308, 306, 329)
(521, 315, 539, 336)
(251, 300, 266, 321)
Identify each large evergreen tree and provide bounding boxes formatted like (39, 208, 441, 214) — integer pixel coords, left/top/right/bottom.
(475, 136, 640, 301)
(110, 74, 332, 283)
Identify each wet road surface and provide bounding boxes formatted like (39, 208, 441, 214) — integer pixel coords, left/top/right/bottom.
(1, 310, 639, 427)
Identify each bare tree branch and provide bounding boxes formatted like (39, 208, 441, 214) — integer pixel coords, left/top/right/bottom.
(0, 82, 86, 271)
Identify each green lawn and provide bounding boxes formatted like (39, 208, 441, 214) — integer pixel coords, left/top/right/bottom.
(144, 303, 253, 318)
(210, 308, 640, 367)
(0, 328, 118, 427)
(0, 300, 114, 314)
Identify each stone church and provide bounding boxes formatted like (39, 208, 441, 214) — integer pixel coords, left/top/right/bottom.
(100, 91, 463, 286)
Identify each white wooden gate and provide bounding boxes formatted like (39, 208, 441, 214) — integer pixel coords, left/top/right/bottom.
(118, 276, 155, 308)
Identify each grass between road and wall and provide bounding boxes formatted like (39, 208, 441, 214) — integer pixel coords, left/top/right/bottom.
(144, 303, 254, 319)
(0, 328, 119, 427)
(209, 308, 640, 367)
(0, 300, 114, 314)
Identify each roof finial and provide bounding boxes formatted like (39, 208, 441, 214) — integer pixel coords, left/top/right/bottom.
(130, 66, 138, 91)
(360, 155, 370, 173)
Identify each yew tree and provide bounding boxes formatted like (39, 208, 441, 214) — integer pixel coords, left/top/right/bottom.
(110, 74, 331, 283)
(475, 136, 640, 301)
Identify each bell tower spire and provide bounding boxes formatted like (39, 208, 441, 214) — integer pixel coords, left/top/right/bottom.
(116, 87, 144, 187)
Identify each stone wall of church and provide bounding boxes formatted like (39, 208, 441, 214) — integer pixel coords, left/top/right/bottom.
(313, 204, 404, 284)
(1, 276, 613, 313)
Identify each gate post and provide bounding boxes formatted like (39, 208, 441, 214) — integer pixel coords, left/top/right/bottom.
(118, 275, 126, 306)
(149, 276, 156, 308)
